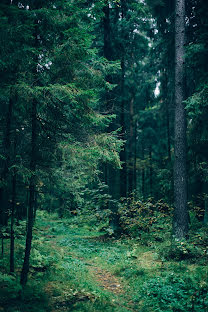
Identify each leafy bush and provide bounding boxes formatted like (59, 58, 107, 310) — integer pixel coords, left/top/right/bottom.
(30, 248, 54, 271)
(160, 240, 204, 261)
(118, 198, 172, 238)
(0, 273, 21, 302)
(158, 218, 208, 262)
(140, 273, 208, 312)
(115, 266, 146, 279)
(70, 182, 120, 234)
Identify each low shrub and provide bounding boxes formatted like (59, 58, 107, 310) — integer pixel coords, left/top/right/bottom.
(160, 240, 204, 261)
(118, 198, 172, 238)
(140, 273, 208, 312)
(0, 273, 21, 302)
(115, 266, 146, 279)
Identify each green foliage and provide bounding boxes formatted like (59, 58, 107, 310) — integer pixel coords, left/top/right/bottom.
(0, 1, 207, 311)
(0, 264, 49, 312)
(186, 84, 208, 119)
(30, 248, 54, 272)
(141, 272, 208, 312)
(1, 211, 207, 312)
(77, 182, 121, 234)
(160, 239, 205, 262)
(118, 198, 172, 238)
(0, 273, 21, 301)
(115, 266, 146, 279)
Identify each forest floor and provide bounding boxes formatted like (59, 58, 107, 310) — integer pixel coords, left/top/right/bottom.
(0, 212, 207, 312)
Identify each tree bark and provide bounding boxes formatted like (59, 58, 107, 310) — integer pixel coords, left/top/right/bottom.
(10, 170, 16, 273)
(0, 95, 13, 226)
(102, 1, 111, 196)
(204, 196, 208, 225)
(20, 98, 37, 286)
(120, 0, 127, 198)
(166, 107, 171, 161)
(133, 121, 137, 193)
(128, 96, 135, 195)
(1, 237, 3, 257)
(10, 132, 17, 273)
(173, 0, 189, 239)
(20, 14, 39, 285)
(120, 58, 127, 198)
(141, 131, 145, 199)
(149, 147, 153, 197)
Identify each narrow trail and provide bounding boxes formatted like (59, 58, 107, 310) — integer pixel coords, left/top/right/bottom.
(46, 232, 125, 295)
(88, 265, 123, 294)
(41, 220, 141, 311)
(88, 265, 136, 312)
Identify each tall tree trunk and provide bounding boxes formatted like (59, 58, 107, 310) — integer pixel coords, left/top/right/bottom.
(120, 0, 127, 198)
(0, 92, 14, 258)
(20, 15, 39, 286)
(0, 95, 13, 226)
(120, 58, 127, 198)
(133, 121, 137, 193)
(20, 98, 37, 286)
(173, 0, 189, 239)
(128, 96, 134, 195)
(1, 236, 3, 257)
(149, 147, 153, 197)
(166, 97, 171, 161)
(141, 131, 145, 199)
(203, 180, 208, 224)
(102, 1, 111, 195)
(33, 191, 38, 221)
(10, 132, 17, 273)
(204, 195, 208, 225)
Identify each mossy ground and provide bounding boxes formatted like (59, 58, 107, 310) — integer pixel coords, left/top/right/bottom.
(0, 212, 207, 312)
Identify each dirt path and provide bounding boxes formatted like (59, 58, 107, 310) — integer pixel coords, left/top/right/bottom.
(41, 220, 139, 311)
(88, 265, 123, 294)
(44, 235, 125, 310)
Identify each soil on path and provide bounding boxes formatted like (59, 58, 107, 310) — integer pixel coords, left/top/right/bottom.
(44, 226, 129, 311)
(89, 265, 123, 294)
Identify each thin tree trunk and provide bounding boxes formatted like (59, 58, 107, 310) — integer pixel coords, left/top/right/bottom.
(204, 196, 208, 225)
(133, 121, 137, 193)
(164, 69, 171, 161)
(10, 176, 16, 273)
(141, 131, 145, 199)
(166, 100, 171, 161)
(120, 0, 127, 198)
(20, 98, 37, 286)
(33, 191, 38, 221)
(128, 96, 134, 195)
(103, 1, 111, 195)
(149, 147, 153, 197)
(203, 181, 208, 224)
(173, 0, 189, 239)
(120, 58, 127, 198)
(0, 92, 14, 260)
(10, 169, 16, 273)
(1, 237, 3, 257)
(0, 95, 13, 226)
(10, 132, 17, 273)
(20, 16, 39, 286)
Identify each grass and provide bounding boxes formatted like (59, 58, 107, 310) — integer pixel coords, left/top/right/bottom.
(0, 211, 207, 312)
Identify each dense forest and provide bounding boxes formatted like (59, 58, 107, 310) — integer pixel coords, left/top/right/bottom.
(0, 0, 207, 311)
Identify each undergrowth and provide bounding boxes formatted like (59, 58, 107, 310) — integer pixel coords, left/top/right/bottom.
(0, 209, 207, 312)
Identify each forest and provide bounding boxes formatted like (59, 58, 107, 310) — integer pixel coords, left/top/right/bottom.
(0, 0, 208, 311)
